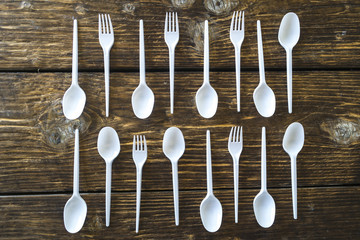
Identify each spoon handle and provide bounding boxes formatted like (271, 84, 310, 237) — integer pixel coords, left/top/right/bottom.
(135, 166, 143, 233)
(204, 20, 209, 85)
(105, 162, 112, 227)
(72, 19, 78, 86)
(139, 20, 146, 85)
(206, 130, 213, 195)
(261, 127, 267, 191)
(291, 155, 297, 219)
(73, 128, 79, 195)
(171, 161, 179, 226)
(287, 49, 293, 113)
(257, 20, 265, 84)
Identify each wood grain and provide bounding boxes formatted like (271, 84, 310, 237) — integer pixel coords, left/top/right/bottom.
(0, 71, 359, 194)
(1, 186, 359, 239)
(0, 0, 360, 70)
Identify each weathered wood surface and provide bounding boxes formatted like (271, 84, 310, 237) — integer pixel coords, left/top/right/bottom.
(1, 0, 360, 70)
(0, 71, 359, 194)
(1, 187, 359, 239)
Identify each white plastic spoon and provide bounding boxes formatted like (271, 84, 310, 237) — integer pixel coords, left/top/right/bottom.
(132, 20, 155, 119)
(278, 13, 300, 114)
(196, 20, 218, 119)
(62, 19, 86, 120)
(163, 127, 185, 226)
(97, 127, 121, 227)
(282, 122, 304, 219)
(253, 127, 276, 228)
(253, 20, 276, 118)
(64, 129, 87, 233)
(200, 130, 222, 232)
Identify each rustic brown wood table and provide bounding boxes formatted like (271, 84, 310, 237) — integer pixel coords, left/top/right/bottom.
(1, 0, 360, 239)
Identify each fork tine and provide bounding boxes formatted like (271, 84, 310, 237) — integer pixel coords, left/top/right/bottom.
(234, 11, 239, 31)
(241, 11, 245, 31)
(238, 11, 242, 30)
(169, 11, 172, 32)
(175, 12, 178, 32)
(143, 136, 147, 152)
(172, 12, 175, 32)
(229, 127, 234, 144)
(98, 14, 102, 34)
(136, 135, 139, 150)
(240, 126, 243, 145)
(101, 14, 106, 34)
(140, 135, 143, 151)
(105, 14, 109, 34)
(165, 12, 168, 33)
(236, 126, 240, 142)
(133, 135, 136, 152)
(230, 11, 235, 31)
(108, 14, 113, 34)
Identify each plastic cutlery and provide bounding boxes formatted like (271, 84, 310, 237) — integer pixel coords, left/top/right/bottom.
(132, 135, 147, 233)
(163, 127, 185, 226)
(253, 20, 276, 118)
(200, 130, 223, 232)
(228, 126, 243, 223)
(97, 127, 120, 227)
(278, 12, 300, 114)
(283, 122, 304, 219)
(196, 20, 218, 118)
(164, 12, 179, 114)
(62, 19, 86, 120)
(99, 14, 114, 117)
(230, 11, 245, 112)
(63, 129, 87, 233)
(132, 20, 155, 119)
(253, 127, 276, 228)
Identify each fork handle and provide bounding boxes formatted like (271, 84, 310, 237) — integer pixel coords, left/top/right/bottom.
(103, 50, 110, 117)
(135, 166, 143, 233)
(171, 161, 179, 226)
(232, 157, 239, 223)
(235, 47, 241, 112)
(105, 161, 112, 227)
(169, 48, 175, 114)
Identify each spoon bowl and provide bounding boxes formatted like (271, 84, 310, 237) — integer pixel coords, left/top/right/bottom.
(253, 190, 276, 228)
(253, 83, 276, 117)
(196, 84, 218, 119)
(64, 194, 87, 233)
(98, 127, 121, 162)
(283, 122, 304, 155)
(200, 194, 223, 232)
(163, 127, 185, 226)
(278, 13, 300, 50)
(132, 84, 155, 119)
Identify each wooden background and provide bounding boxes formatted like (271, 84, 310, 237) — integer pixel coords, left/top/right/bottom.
(1, 0, 360, 239)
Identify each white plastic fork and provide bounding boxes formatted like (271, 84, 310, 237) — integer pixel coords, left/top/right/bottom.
(230, 11, 245, 112)
(164, 12, 179, 114)
(228, 126, 243, 223)
(132, 135, 147, 233)
(99, 14, 114, 117)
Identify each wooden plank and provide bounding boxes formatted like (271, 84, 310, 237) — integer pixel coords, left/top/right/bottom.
(0, 186, 359, 239)
(0, 0, 360, 70)
(0, 71, 359, 194)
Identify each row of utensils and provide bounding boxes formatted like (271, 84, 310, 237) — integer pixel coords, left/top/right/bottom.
(66, 11, 300, 121)
(63, 123, 304, 233)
